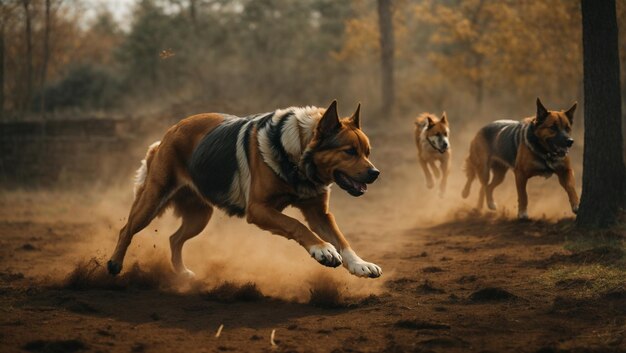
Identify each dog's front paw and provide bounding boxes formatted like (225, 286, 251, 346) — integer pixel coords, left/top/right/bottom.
(572, 204, 579, 214)
(347, 261, 382, 278)
(518, 210, 529, 220)
(341, 248, 382, 278)
(487, 201, 497, 211)
(309, 243, 342, 268)
(426, 180, 435, 189)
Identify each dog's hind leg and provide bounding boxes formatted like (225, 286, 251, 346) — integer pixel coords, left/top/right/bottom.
(485, 163, 507, 211)
(477, 185, 486, 209)
(169, 188, 212, 278)
(108, 178, 176, 276)
(475, 161, 490, 210)
(462, 158, 475, 199)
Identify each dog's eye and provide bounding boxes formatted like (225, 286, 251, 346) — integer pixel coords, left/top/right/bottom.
(551, 125, 559, 131)
(344, 147, 358, 156)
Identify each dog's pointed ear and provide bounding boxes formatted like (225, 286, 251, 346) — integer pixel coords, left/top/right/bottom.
(565, 102, 577, 124)
(318, 100, 340, 135)
(350, 103, 361, 129)
(426, 116, 435, 128)
(536, 98, 549, 124)
(440, 111, 448, 126)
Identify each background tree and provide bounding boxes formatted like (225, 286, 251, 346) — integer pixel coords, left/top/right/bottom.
(39, 0, 51, 118)
(377, 0, 394, 112)
(335, 0, 585, 117)
(0, 2, 14, 118)
(21, 0, 33, 113)
(0, 0, 624, 124)
(577, 0, 626, 227)
(0, 22, 3, 119)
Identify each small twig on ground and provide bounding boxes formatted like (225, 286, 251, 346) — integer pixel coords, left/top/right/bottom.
(215, 324, 224, 338)
(270, 329, 277, 347)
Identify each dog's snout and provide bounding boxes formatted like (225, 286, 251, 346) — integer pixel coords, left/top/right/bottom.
(442, 141, 449, 149)
(566, 138, 574, 147)
(367, 168, 380, 182)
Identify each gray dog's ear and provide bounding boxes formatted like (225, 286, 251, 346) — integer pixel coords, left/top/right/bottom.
(318, 100, 340, 135)
(536, 98, 549, 124)
(565, 102, 577, 124)
(350, 103, 361, 129)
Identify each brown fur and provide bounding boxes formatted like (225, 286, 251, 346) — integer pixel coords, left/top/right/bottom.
(313, 122, 372, 184)
(463, 99, 578, 219)
(414, 112, 451, 195)
(108, 101, 382, 278)
(108, 114, 223, 275)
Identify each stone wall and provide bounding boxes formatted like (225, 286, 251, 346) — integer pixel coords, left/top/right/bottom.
(0, 119, 136, 188)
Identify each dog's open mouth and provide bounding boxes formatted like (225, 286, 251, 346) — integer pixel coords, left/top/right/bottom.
(427, 138, 447, 154)
(555, 147, 569, 157)
(549, 142, 570, 158)
(333, 171, 367, 197)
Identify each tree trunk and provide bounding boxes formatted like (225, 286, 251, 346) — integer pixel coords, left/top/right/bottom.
(475, 54, 484, 112)
(22, 0, 33, 113)
(377, 0, 394, 112)
(0, 23, 4, 119)
(40, 0, 51, 118)
(577, 0, 626, 227)
(189, 0, 198, 34)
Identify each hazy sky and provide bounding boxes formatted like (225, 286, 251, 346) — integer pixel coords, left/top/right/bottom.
(82, 0, 136, 30)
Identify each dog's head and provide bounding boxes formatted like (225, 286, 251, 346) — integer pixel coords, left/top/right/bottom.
(420, 112, 450, 153)
(304, 100, 379, 197)
(532, 98, 576, 158)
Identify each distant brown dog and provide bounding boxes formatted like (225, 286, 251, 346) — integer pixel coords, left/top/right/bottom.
(462, 98, 578, 219)
(107, 101, 383, 279)
(414, 112, 451, 196)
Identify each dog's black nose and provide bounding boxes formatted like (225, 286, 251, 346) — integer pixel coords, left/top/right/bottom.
(367, 168, 380, 182)
(566, 138, 574, 147)
(442, 141, 449, 149)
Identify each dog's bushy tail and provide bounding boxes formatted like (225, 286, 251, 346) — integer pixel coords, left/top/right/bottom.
(133, 141, 161, 197)
(461, 155, 475, 199)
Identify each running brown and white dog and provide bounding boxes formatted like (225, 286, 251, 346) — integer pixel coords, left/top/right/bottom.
(414, 112, 450, 196)
(107, 101, 383, 278)
(462, 98, 578, 219)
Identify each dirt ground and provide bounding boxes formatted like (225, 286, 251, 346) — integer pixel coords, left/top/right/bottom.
(1, 121, 625, 353)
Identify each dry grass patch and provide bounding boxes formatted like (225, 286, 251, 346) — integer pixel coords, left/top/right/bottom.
(541, 264, 626, 299)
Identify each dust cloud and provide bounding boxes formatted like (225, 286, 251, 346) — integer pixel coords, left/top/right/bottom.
(57, 180, 388, 303)
(6, 106, 583, 303)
